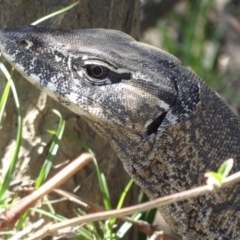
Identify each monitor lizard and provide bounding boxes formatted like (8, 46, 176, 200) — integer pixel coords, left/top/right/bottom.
(0, 25, 240, 239)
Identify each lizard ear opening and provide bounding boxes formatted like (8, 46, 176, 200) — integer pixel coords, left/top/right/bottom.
(146, 111, 167, 135)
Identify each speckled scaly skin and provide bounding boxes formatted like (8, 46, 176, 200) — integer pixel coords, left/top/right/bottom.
(0, 25, 240, 239)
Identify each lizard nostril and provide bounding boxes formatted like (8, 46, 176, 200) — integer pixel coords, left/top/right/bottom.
(17, 39, 29, 47)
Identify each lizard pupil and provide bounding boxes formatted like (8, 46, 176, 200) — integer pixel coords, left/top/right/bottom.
(88, 65, 104, 78)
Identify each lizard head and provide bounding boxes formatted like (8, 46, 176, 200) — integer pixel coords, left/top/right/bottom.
(0, 25, 200, 137)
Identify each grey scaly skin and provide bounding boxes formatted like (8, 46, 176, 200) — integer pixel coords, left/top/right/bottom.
(0, 25, 240, 239)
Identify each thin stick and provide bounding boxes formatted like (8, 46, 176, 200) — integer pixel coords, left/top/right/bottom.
(28, 170, 240, 240)
(0, 153, 93, 229)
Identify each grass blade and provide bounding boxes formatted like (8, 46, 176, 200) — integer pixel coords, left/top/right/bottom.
(35, 109, 65, 187)
(0, 80, 10, 124)
(65, 134, 112, 210)
(31, 2, 79, 25)
(0, 63, 22, 202)
(116, 213, 142, 238)
(116, 179, 134, 210)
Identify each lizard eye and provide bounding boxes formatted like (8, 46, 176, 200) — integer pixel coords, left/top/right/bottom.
(87, 65, 108, 79)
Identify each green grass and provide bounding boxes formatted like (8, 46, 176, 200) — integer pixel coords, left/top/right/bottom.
(64, 133, 140, 239)
(0, 63, 22, 203)
(35, 110, 66, 188)
(156, 0, 225, 87)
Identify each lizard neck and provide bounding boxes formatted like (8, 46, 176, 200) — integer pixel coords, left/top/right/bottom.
(90, 83, 240, 239)
(85, 82, 240, 200)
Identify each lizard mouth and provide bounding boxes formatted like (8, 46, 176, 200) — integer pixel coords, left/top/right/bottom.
(146, 111, 167, 135)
